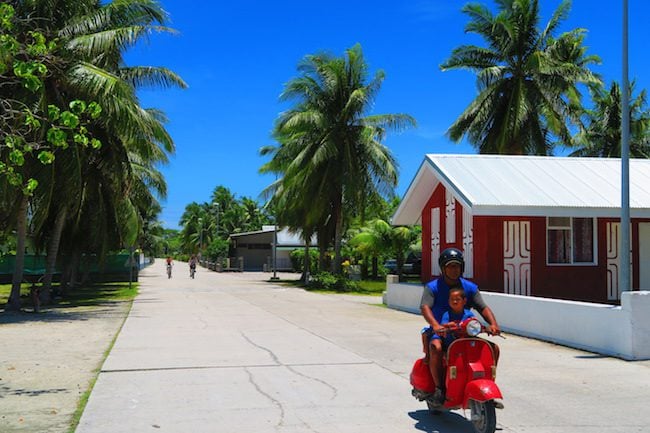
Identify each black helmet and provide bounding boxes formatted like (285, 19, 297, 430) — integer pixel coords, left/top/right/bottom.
(439, 248, 464, 273)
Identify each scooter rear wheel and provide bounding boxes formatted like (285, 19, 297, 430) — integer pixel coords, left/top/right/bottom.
(469, 399, 496, 433)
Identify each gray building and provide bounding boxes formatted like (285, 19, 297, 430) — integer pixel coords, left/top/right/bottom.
(229, 226, 314, 271)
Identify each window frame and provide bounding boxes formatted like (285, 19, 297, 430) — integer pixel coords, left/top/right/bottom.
(546, 217, 597, 266)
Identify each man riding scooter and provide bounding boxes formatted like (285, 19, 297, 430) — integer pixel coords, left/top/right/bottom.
(420, 248, 501, 404)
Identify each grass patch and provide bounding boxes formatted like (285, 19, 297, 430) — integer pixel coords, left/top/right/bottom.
(56, 282, 138, 307)
(0, 281, 137, 310)
(0, 283, 31, 305)
(356, 279, 386, 294)
(273, 277, 386, 296)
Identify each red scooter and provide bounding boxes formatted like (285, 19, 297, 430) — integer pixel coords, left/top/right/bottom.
(410, 318, 504, 433)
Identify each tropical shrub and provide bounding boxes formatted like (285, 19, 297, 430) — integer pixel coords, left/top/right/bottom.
(205, 238, 229, 262)
(308, 271, 360, 292)
(289, 248, 319, 273)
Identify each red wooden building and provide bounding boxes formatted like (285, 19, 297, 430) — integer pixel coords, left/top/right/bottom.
(392, 154, 650, 304)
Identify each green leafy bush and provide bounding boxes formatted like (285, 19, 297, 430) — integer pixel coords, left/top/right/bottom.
(205, 238, 229, 262)
(289, 248, 319, 273)
(308, 271, 360, 292)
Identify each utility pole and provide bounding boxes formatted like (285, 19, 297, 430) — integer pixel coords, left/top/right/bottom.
(271, 224, 279, 281)
(620, 0, 631, 294)
(214, 203, 220, 239)
(198, 217, 203, 260)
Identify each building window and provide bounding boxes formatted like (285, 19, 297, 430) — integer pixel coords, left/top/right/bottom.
(247, 243, 271, 250)
(547, 217, 595, 264)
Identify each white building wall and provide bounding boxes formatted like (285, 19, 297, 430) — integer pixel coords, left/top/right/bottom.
(384, 280, 650, 360)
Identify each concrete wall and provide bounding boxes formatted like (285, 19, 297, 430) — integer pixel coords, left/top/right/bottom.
(384, 278, 650, 360)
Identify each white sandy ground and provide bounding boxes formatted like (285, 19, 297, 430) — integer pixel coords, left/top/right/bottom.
(1, 301, 131, 433)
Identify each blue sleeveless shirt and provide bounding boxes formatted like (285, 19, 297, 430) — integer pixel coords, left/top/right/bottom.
(423, 277, 479, 322)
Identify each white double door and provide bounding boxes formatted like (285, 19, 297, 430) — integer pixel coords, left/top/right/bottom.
(639, 223, 650, 290)
(608, 222, 650, 300)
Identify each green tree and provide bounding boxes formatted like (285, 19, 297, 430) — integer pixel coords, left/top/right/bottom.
(442, 0, 600, 154)
(205, 238, 229, 262)
(348, 218, 419, 279)
(391, 225, 419, 278)
(180, 202, 211, 254)
(260, 177, 323, 282)
(178, 186, 271, 259)
(36, 0, 182, 300)
(240, 197, 271, 232)
(348, 219, 392, 279)
(2, 0, 185, 308)
(266, 44, 415, 274)
(570, 81, 650, 158)
(1, 4, 104, 309)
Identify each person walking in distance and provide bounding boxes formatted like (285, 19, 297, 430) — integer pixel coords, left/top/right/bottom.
(189, 255, 197, 278)
(165, 256, 173, 278)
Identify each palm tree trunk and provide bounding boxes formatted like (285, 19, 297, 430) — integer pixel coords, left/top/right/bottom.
(332, 197, 343, 275)
(6, 195, 28, 312)
(67, 250, 82, 291)
(361, 256, 368, 279)
(317, 228, 327, 272)
(40, 207, 67, 303)
(302, 242, 310, 284)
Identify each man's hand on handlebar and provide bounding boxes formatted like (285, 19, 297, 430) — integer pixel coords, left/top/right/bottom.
(435, 322, 459, 336)
(486, 323, 501, 336)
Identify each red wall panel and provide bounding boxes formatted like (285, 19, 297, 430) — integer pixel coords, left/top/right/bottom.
(416, 191, 647, 303)
(472, 216, 504, 293)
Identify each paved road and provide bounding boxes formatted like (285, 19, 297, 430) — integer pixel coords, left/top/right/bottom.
(76, 260, 650, 433)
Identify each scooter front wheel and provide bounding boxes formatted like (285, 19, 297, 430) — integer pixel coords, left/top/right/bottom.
(426, 400, 443, 414)
(469, 399, 496, 433)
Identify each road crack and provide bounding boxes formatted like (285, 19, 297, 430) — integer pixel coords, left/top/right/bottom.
(240, 331, 339, 400)
(244, 367, 285, 429)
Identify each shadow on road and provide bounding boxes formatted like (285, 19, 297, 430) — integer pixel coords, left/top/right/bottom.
(574, 354, 609, 360)
(0, 384, 70, 397)
(408, 409, 477, 433)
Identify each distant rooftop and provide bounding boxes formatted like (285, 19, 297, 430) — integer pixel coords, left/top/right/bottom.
(230, 226, 315, 246)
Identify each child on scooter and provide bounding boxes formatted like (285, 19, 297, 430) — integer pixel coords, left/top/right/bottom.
(420, 286, 475, 360)
(438, 286, 475, 346)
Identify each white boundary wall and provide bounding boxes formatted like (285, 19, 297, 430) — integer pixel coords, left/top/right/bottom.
(384, 277, 650, 360)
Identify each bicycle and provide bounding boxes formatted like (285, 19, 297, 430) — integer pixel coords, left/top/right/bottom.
(166, 263, 172, 278)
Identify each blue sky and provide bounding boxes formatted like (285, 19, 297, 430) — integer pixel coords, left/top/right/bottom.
(126, 1, 650, 230)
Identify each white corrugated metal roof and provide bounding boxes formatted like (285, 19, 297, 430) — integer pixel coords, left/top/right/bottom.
(392, 154, 650, 225)
(230, 226, 315, 246)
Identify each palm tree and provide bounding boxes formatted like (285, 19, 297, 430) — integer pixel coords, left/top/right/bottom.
(442, 0, 600, 154)
(390, 226, 419, 277)
(211, 186, 237, 214)
(348, 219, 392, 279)
(240, 197, 270, 232)
(570, 81, 650, 158)
(3, 0, 185, 309)
(180, 202, 212, 254)
(42, 2, 182, 299)
(138, 203, 166, 256)
(267, 44, 415, 274)
(260, 167, 327, 282)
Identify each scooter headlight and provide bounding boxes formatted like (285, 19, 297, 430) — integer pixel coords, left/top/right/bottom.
(466, 319, 482, 337)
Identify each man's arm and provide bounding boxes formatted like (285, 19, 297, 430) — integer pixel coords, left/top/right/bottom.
(479, 306, 500, 335)
(422, 304, 445, 332)
(471, 291, 500, 335)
